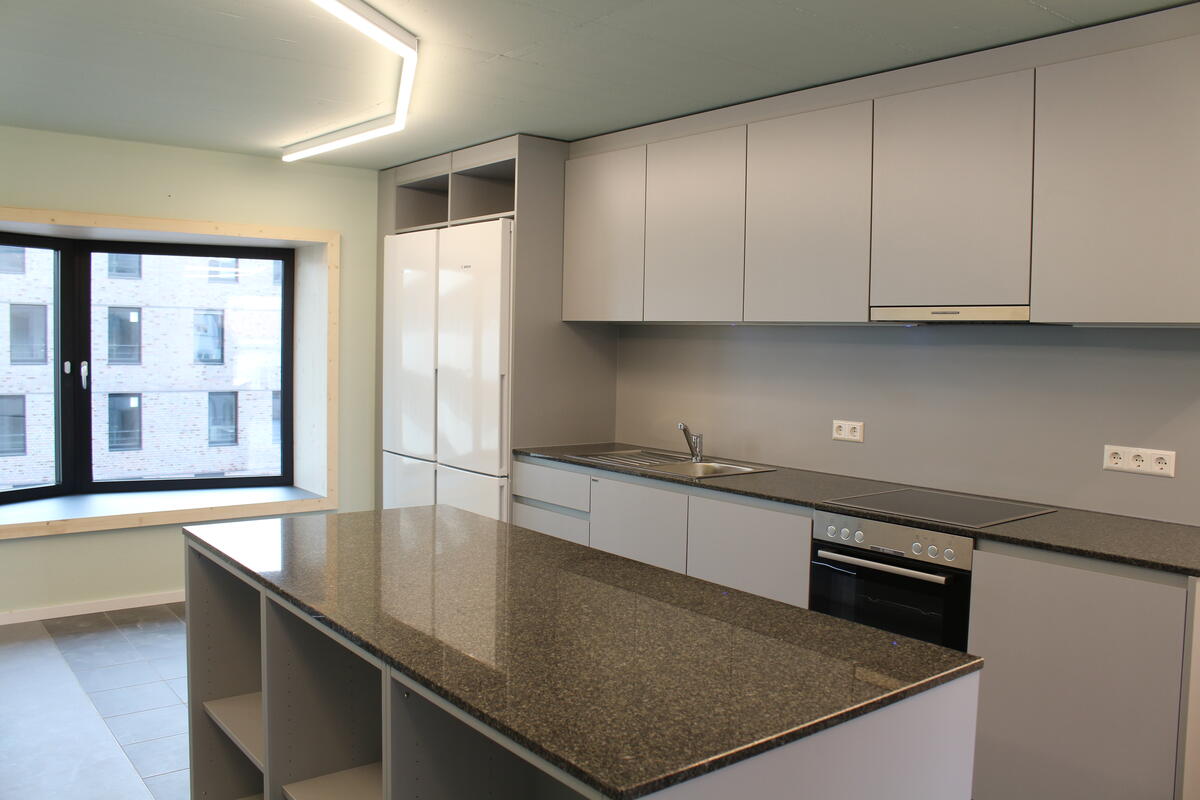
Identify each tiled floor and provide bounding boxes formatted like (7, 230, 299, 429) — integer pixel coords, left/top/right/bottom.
(0, 603, 189, 799)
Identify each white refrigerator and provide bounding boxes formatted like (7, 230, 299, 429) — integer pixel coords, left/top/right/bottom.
(381, 219, 512, 521)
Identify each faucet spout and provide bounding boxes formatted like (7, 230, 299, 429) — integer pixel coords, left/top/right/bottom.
(677, 422, 704, 462)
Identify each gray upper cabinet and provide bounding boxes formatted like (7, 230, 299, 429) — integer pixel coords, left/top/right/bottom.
(643, 126, 747, 322)
(744, 102, 872, 322)
(562, 147, 647, 321)
(871, 71, 1034, 308)
(1031, 35, 1200, 323)
(969, 546, 1186, 800)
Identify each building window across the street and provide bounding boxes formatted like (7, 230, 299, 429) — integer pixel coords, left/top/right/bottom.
(208, 392, 237, 446)
(0, 233, 293, 502)
(108, 253, 141, 279)
(194, 311, 224, 364)
(108, 393, 142, 451)
(10, 304, 48, 364)
(0, 396, 25, 456)
(108, 307, 142, 365)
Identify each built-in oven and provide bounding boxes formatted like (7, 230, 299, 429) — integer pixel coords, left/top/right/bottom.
(809, 510, 974, 651)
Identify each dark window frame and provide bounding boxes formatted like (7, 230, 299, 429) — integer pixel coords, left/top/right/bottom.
(0, 232, 294, 505)
(10, 303, 49, 364)
(207, 391, 238, 446)
(107, 306, 142, 365)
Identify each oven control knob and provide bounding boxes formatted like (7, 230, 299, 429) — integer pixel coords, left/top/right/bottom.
(840, 528, 851, 540)
(927, 545, 939, 558)
(826, 525, 838, 538)
(912, 543, 923, 555)
(944, 548, 956, 562)
(854, 530, 864, 543)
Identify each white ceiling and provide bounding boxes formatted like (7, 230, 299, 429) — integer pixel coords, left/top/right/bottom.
(0, 0, 1189, 170)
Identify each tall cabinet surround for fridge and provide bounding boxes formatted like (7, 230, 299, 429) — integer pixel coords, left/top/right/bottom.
(378, 135, 618, 520)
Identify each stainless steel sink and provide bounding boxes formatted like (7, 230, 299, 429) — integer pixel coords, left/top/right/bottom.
(572, 450, 774, 479)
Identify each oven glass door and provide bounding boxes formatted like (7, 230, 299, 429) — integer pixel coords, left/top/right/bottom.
(809, 542, 971, 651)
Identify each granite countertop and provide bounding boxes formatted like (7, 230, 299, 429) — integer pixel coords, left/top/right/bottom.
(515, 443, 1200, 576)
(184, 506, 981, 799)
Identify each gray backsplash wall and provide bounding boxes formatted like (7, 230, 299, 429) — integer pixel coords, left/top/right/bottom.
(615, 324, 1200, 526)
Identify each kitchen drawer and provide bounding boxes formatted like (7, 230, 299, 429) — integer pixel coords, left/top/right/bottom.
(512, 460, 591, 512)
(512, 501, 589, 547)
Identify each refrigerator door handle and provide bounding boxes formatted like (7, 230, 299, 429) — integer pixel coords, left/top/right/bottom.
(499, 373, 506, 470)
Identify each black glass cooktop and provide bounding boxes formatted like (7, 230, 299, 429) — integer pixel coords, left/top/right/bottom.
(828, 488, 1054, 528)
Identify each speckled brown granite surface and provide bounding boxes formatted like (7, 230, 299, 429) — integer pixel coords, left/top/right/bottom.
(516, 443, 1200, 576)
(184, 506, 981, 799)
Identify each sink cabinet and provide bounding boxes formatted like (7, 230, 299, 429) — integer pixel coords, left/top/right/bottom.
(589, 476, 689, 572)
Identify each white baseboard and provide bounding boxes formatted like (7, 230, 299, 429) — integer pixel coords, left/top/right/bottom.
(0, 589, 186, 626)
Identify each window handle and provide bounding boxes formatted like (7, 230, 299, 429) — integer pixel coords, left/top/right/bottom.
(80, 361, 88, 390)
(63, 360, 72, 375)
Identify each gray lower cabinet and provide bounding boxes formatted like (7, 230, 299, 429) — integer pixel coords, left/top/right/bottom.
(871, 70, 1033, 309)
(686, 496, 811, 607)
(968, 546, 1187, 800)
(1031, 34, 1200, 323)
(643, 126, 747, 322)
(588, 476, 689, 573)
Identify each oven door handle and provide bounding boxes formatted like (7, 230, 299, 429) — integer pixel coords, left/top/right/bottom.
(816, 550, 947, 585)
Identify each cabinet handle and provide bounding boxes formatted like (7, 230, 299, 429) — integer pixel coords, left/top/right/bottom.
(816, 550, 946, 584)
(80, 361, 89, 390)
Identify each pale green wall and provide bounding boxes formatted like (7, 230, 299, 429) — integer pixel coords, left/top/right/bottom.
(0, 124, 378, 613)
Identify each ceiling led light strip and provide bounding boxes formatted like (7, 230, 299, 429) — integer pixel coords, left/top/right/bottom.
(282, 0, 418, 162)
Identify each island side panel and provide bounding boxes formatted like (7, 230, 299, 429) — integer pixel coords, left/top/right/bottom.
(643, 672, 979, 800)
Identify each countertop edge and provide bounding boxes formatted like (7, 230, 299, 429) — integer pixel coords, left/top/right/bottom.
(183, 529, 982, 800)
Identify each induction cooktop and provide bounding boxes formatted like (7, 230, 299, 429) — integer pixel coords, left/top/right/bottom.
(827, 488, 1055, 528)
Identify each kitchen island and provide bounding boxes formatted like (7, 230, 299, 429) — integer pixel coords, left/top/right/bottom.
(184, 505, 981, 799)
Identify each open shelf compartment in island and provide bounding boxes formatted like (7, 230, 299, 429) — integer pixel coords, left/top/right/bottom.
(186, 544, 266, 799)
(264, 597, 383, 800)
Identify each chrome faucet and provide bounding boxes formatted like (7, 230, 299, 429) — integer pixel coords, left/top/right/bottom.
(678, 422, 704, 462)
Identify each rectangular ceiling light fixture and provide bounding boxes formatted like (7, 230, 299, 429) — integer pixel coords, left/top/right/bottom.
(282, 0, 419, 162)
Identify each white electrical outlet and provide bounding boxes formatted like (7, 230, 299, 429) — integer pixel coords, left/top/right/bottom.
(833, 420, 864, 443)
(1102, 445, 1176, 478)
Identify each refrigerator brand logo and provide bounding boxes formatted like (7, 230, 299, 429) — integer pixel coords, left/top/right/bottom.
(461, 264, 472, 270)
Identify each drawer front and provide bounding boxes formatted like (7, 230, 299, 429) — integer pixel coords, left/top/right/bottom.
(512, 502, 589, 546)
(512, 460, 591, 511)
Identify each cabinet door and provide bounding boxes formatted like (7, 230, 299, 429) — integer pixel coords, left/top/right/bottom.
(686, 497, 811, 607)
(1032, 35, 1200, 323)
(745, 102, 872, 322)
(382, 230, 437, 460)
(644, 127, 746, 321)
(436, 220, 511, 477)
(871, 71, 1033, 308)
(562, 147, 646, 321)
(382, 452, 436, 509)
(969, 548, 1185, 800)
(436, 466, 509, 522)
(589, 477, 688, 572)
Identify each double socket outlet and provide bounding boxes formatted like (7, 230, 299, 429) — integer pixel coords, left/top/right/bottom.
(833, 420, 864, 443)
(1103, 445, 1176, 478)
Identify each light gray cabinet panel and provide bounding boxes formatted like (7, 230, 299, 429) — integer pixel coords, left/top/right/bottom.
(589, 477, 688, 572)
(871, 71, 1033, 307)
(1032, 35, 1200, 323)
(562, 147, 646, 321)
(969, 548, 1185, 800)
(686, 497, 811, 607)
(644, 127, 747, 322)
(744, 102, 872, 323)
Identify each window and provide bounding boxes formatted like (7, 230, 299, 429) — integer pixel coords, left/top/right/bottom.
(10, 304, 48, 364)
(208, 258, 238, 283)
(108, 307, 141, 365)
(0, 245, 25, 274)
(208, 392, 237, 446)
(0, 396, 25, 456)
(108, 253, 141, 279)
(0, 232, 292, 502)
(273, 261, 283, 286)
(108, 394, 142, 451)
(194, 311, 224, 364)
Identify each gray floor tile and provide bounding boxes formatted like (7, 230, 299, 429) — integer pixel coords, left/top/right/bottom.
(125, 628, 186, 661)
(105, 704, 189, 745)
(55, 631, 143, 671)
(107, 605, 179, 631)
(90, 681, 180, 718)
(167, 677, 188, 703)
(42, 611, 119, 637)
(149, 654, 188, 680)
(144, 768, 190, 800)
(74, 660, 161, 693)
(123, 733, 189, 778)
(166, 603, 187, 623)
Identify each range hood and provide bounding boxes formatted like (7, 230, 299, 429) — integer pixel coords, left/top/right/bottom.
(870, 305, 1030, 322)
